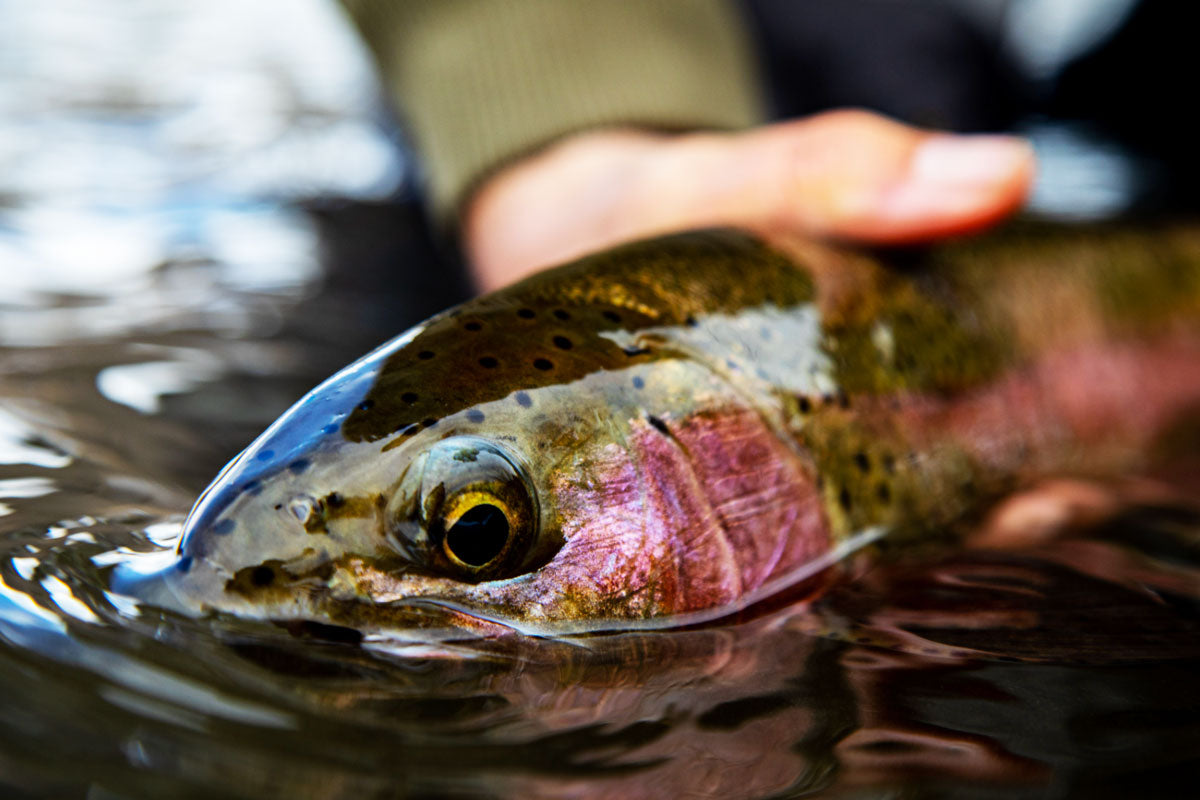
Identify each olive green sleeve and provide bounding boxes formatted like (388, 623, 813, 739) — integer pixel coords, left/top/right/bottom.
(339, 0, 765, 225)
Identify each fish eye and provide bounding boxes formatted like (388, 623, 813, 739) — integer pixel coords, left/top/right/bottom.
(388, 437, 537, 582)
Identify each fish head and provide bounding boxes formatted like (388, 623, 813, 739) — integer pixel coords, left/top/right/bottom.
(136, 303, 713, 633)
(120, 233, 839, 635)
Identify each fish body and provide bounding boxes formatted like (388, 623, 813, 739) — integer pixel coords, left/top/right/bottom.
(124, 226, 1200, 635)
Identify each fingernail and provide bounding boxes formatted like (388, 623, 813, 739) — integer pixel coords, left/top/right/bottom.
(874, 135, 1032, 221)
(909, 135, 1033, 187)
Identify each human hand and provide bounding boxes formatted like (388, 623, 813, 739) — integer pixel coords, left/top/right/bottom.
(464, 110, 1034, 291)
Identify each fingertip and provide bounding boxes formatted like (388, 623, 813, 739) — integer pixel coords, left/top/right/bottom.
(909, 134, 1034, 188)
(849, 134, 1035, 243)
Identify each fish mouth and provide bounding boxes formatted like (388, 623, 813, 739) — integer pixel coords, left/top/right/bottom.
(272, 599, 522, 646)
(110, 552, 524, 644)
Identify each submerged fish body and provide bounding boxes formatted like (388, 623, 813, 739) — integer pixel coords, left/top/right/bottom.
(127, 227, 1200, 635)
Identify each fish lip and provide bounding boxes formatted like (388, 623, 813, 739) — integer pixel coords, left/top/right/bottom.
(109, 556, 209, 616)
(261, 596, 530, 642)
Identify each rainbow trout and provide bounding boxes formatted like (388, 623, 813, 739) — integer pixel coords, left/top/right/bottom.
(124, 226, 1200, 635)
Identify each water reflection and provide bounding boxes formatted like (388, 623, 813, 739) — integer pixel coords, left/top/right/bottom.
(7, 501, 1199, 799)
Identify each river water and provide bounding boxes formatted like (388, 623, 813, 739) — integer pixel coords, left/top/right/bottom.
(3, 3, 1200, 798)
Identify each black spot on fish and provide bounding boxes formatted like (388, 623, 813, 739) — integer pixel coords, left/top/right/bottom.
(853, 452, 870, 473)
(251, 565, 275, 587)
(418, 350, 435, 360)
(345, 233, 817, 446)
(517, 308, 536, 319)
(478, 357, 498, 369)
(533, 358, 553, 371)
(837, 391, 851, 409)
(176, 555, 193, 573)
(466, 409, 486, 424)
(838, 488, 852, 513)
(325, 492, 345, 508)
(876, 483, 892, 504)
(515, 391, 532, 408)
(288, 459, 310, 474)
(552, 309, 571, 321)
(242, 479, 261, 495)
(552, 336, 573, 350)
(632, 376, 645, 390)
(212, 518, 236, 535)
(602, 310, 621, 324)
(257, 449, 275, 461)
(274, 504, 283, 510)
(358, 400, 374, 411)
(798, 396, 812, 414)
(397, 423, 420, 437)
(464, 321, 483, 332)
(401, 392, 419, 403)
(821, 393, 834, 406)
(647, 415, 670, 436)
(422, 418, 437, 428)
(685, 315, 698, 327)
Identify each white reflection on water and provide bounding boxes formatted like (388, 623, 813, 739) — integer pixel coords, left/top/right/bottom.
(41, 574, 102, 624)
(0, 0, 402, 202)
(0, 476, 57, 499)
(97, 356, 224, 414)
(0, 406, 73, 467)
(0, 0, 403, 318)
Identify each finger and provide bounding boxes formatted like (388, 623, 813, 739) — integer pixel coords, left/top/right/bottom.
(464, 112, 1035, 290)
(721, 110, 1036, 244)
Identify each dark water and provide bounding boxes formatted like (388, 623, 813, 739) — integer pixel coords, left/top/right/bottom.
(4, 4, 1200, 798)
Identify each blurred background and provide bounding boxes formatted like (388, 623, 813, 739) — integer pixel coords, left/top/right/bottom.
(0, 0, 1197, 478)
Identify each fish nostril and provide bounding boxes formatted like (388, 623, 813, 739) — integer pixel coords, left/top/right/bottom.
(288, 496, 317, 524)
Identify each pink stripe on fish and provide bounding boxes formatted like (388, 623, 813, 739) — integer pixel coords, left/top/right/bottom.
(544, 407, 831, 618)
(940, 338, 1200, 479)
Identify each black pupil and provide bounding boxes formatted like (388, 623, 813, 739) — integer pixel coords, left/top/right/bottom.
(445, 504, 510, 567)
